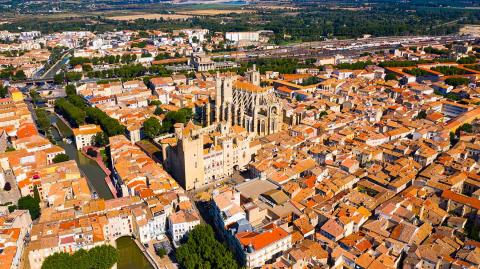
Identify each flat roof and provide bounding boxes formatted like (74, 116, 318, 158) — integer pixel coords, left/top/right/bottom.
(235, 179, 278, 200)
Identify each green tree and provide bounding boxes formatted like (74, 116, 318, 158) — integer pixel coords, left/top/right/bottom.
(65, 84, 76, 96)
(445, 77, 470, 87)
(416, 110, 427, 119)
(33, 185, 40, 203)
(154, 106, 164, 116)
(0, 85, 8, 98)
(457, 56, 476, 64)
(30, 89, 40, 107)
(53, 153, 69, 163)
(85, 107, 125, 137)
(35, 108, 51, 134)
(156, 247, 167, 258)
(18, 195, 40, 220)
(455, 123, 473, 136)
(93, 132, 109, 147)
(176, 224, 239, 269)
(41, 252, 72, 269)
(165, 108, 192, 125)
(54, 73, 64, 84)
(143, 117, 162, 139)
(13, 70, 26, 81)
(54, 98, 86, 127)
(41, 245, 118, 269)
(384, 73, 397, 81)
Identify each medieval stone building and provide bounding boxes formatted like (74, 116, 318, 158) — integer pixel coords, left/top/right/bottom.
(210, 66, 282, 136)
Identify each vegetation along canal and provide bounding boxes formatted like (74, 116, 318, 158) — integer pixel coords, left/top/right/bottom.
(49, 114, 113, 199)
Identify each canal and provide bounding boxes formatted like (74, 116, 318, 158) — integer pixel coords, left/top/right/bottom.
(116, 237, 154, 269)
(49, 114, 114, 199)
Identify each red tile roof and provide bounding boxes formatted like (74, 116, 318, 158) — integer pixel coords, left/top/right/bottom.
(236, 226, 289, 251)
(442, 190, 480, 210)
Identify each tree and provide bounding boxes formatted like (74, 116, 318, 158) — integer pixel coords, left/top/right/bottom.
(18, 195, 40, 220)
(156, 247, 167, 258)
(85, 107, 125, 137)
(176, 225, 239, 269)
(445, 77, 470, 87)
(93, 132, 109, 147)
(54, 73, 64, 84)
(54, 98, 86, 127)
(41, 245, 118, 269)
(35, 108, 51, 134)
(154, 106, 164, 116)
(33, 185, 40, 203)
(143, 117, 162, 139)
(165, 108, 192, 125)
(300, 76, 321, 86)
(53, 153, 69, 163)
(457, 56, 476, 64)
(384, 73, 397, 81)
(30, 89, 40, 107)
(449, 131, 457, 146)
(0, 85, 8, 98)
(87, 148, 97, 158)
(65, 84, 76, 96)
(455, 123, 473, 136)
(13, 70, 26, 81)
(416, 110, 427, 119)
(3, 182, 11, 191)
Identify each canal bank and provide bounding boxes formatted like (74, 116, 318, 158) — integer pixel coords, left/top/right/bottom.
(49, 114, 114, 199)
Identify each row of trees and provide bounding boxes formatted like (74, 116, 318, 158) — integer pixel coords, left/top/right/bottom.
(55, 85, 125, 136)
(85, 107, 125, 137)
(35, 108, 51, 134)
(445, 77, 470, 87)
(336, 60, 373, 70)
(85, 64, 172, 81)
(54, 98, 86, 127)
(403, 68, 432, 77)
(248, 58, 316, 75)
(0, 69, 26, 81)
(457, 56, 477, 65)
(431, 66, 467, 75)
(54, 72, 82, 84)
(424, 46, 449, 55)
(69, 54, 138, 66)
(41, 245, 118, 269)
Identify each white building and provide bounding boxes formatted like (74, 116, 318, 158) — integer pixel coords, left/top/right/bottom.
(235, 225, 292, 268)
(72, 124, 102, 150)
(168, 210, 200, 247)
(226, 32, 260, 44)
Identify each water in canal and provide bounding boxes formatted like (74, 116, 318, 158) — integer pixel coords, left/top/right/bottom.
(116, 237, 154, 269)
(49, 114, 114, 199)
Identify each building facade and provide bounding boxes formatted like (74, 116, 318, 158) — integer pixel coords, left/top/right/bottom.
(211, 68, 282, 136)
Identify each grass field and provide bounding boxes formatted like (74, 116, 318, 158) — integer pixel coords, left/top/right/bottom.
(177, 9, 253, 15)
(107, 13, 193, 21)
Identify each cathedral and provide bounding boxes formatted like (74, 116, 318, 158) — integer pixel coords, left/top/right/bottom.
(209, 66, 282, 136)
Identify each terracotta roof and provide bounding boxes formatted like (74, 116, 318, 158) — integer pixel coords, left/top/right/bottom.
(236, 226, 289, 251)
(442, 190, 480, 210)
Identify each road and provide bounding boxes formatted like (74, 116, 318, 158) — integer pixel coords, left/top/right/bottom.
(41, 53, 70, 79)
